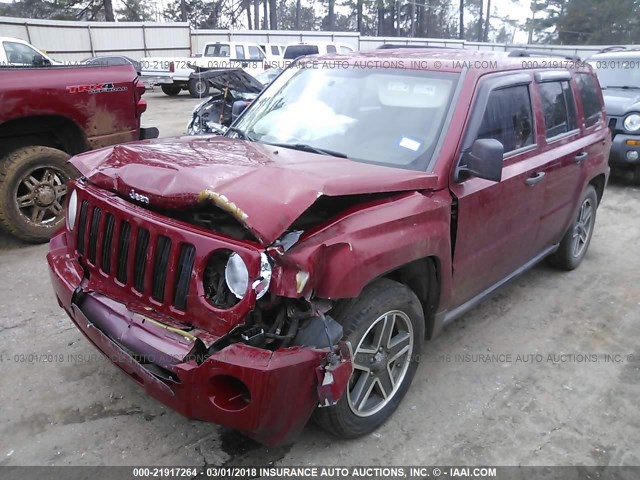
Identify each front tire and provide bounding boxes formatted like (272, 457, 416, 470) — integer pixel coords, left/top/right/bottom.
(633, 166, 640, 185)
(315, 278, 425, 438)
(547, 185, 598, 270)
(0, 146, 77, 243)
(188, 78, 210, 98)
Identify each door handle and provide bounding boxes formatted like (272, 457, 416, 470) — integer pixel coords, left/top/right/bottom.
(525, 171, 546, 186)
(574, 152, 588, 163)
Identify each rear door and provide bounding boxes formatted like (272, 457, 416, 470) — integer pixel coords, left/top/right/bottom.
(449, 72, 549, 306)
(530, 71, 590, 250)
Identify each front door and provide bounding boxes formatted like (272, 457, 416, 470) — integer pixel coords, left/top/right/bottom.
(449, 73, 549, 307)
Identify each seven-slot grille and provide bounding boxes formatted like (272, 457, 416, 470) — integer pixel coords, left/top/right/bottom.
(76, 199, 196, 310)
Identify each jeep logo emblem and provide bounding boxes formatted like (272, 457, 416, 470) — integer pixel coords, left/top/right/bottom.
(129, 189, 149, 204)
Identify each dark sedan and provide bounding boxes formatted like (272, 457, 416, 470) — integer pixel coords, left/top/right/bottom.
(83, 55, 141, 75)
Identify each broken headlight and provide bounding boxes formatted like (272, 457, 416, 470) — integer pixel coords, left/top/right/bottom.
(225, 252, 272, 300)
(190, 116, 201, 134)
(66, 189, 78, 230)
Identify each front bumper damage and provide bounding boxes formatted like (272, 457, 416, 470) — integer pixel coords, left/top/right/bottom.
(47, 229, 352, 445)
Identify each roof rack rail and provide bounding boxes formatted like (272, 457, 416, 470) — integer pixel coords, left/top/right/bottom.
(598, 46, 627, 53)
(508, 49, 580, 61)
(376, 44, 452, 49)
(596, 45, 640, 54)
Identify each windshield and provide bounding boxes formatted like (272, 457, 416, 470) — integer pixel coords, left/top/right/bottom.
(232, 65, 459, 171)
(590, 57, 640, 89)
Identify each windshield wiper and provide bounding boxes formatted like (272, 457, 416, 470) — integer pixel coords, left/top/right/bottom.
(263, 142, 348, 158)
(226, 127, 254, 141)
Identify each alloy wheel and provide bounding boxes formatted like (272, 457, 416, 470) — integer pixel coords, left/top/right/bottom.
(572, 197, 594, 258)
(348, 310, 414, 417)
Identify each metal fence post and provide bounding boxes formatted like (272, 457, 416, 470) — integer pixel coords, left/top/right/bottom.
(87, 25, 95, 56)
(142, 23, 148, 57)
(24, 21, 32, 43)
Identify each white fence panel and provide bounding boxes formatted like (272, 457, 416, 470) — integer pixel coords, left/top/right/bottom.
(0, 16, 191, 61)
(145, 24, 191, 50)
(1, 16, 638, 62)
(0, 22, 31, 42)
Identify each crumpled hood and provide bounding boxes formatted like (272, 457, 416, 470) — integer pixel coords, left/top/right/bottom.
(71, 136, 438, 245)
(602, 88, 640, 117)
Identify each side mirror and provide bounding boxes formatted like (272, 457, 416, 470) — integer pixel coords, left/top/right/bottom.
(459, 138, 504, 182)
(32, 54, 50, 66)
(231, 100, 251, 122)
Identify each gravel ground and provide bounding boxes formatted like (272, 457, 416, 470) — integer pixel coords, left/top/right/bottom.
(0, 92, 639, 467)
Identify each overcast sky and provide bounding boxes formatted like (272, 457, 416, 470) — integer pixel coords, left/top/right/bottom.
(492, 0, 531, 42)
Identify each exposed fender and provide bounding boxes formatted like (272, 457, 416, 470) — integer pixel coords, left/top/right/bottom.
(269, 190, 454, 309)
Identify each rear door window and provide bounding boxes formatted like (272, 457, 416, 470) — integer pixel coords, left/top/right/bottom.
(248, 46, 263, 60)
(327, 45, 337, 53)
(538, 80, 578, 138)
(575, 73, 603, 127)
(270, 46, 279, 55)
(235, 45, 245, 59)
(476, 85, 535, 154)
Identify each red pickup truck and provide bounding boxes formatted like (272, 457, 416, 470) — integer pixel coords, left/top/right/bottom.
(48, 49, 610, 445)
(0, 65, 157, 242)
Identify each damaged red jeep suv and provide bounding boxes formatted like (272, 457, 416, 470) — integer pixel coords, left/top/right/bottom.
(48, 49, 610, 445)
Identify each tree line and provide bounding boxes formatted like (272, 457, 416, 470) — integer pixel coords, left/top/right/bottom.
(1, 0, 639, 45)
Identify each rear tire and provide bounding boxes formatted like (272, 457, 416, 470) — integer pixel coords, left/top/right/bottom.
(0, 146, 78, 243)
(547, 185, 598, 271)
(160, 85, 181, 96)
(314, 278, 425, 438)
(188, 78, 210, 98)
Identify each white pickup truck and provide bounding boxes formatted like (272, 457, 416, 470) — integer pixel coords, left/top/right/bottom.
(141, 41, 267, 97)
(0, 37, 61, 66)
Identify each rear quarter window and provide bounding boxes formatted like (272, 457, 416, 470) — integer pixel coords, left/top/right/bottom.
(575, 73, 603, 127)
